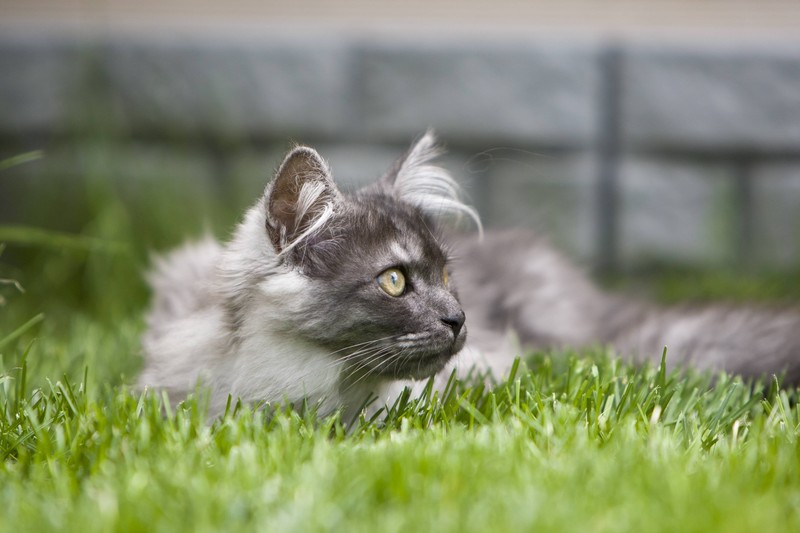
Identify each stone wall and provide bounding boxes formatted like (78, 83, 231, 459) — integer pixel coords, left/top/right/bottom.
(2, 31, 799, 269)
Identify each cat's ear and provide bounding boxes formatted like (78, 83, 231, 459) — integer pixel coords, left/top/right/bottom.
(380, 130, 482, 232)
(265, 146, 342, 255)
(379, 130, 441, 191)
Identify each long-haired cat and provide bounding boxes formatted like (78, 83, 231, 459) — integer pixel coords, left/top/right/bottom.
(139, 132, 800, 418)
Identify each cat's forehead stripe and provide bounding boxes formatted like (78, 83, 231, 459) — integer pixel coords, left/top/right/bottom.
(390, 242, 413, 264)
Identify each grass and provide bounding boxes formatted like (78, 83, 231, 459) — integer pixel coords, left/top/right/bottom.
(2, 347, 799, 532)
(2, 146, 800, 532)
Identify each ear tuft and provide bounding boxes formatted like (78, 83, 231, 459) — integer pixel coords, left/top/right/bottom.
(384, 130, 482, 233)
(266, 146, 341, 256)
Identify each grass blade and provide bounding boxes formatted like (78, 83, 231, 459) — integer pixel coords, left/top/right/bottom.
(0, 313, 44, 351)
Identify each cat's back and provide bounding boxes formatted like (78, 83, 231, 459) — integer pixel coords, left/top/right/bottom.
(145, 236, 223, 334)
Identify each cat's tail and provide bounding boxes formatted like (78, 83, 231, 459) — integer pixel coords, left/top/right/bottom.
(609, 303, 800, 384)
(138, 236, 226, 400)
(456, 230, 800, 385)
(144, 236, 223, 336)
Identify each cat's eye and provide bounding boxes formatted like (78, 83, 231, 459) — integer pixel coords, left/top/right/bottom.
(443, 268, 449, 286)
(377, 268, 406, 297)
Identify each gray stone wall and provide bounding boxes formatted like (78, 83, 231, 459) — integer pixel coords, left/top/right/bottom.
(2, 31, 799, 269)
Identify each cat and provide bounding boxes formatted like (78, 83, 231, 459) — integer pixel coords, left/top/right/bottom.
(139, 132, 800, 419)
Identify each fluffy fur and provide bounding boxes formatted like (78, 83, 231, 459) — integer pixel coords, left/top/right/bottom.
(140, 132, 800, 419)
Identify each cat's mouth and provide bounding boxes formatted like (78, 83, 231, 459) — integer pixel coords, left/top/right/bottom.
(363, 329, 467, 380)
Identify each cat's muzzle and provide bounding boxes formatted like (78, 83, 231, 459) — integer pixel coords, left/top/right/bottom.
(382, 326, 467, 380)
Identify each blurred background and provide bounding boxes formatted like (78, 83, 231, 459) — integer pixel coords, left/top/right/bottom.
(2, 1, 800, 335)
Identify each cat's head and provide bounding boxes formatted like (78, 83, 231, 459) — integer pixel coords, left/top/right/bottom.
(238, 132, 480, 381)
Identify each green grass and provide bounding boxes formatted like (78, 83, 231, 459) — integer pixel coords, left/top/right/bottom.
(2, 346, 799, 532)
(2, 146, 800, 532)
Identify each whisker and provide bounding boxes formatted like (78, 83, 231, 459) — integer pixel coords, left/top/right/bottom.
(316, 334, 405, 372)
(340, 346, 396, 392)
(322, 335, 400, 358)
(342, 344, 418, 395)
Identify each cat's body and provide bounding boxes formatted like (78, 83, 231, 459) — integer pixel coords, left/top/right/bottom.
(139, 133, 800, 417)
(452, 230, 800, 382)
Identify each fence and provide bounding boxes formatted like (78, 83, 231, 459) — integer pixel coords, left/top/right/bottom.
(2, 31, 800, 269)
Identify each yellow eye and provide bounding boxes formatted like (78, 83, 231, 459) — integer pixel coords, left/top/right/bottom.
(443, 268, 449, 286)
(377, 268, 406, 297)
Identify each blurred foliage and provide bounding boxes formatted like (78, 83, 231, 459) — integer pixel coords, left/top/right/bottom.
(0, 140, 264, 320)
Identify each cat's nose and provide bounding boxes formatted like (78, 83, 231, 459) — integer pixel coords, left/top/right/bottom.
(441, 311, 465, 337)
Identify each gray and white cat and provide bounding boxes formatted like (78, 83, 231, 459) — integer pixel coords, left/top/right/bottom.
(139, 132, 800, 418)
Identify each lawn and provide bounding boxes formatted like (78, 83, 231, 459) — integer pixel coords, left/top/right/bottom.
(2, 150, 800, 532)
